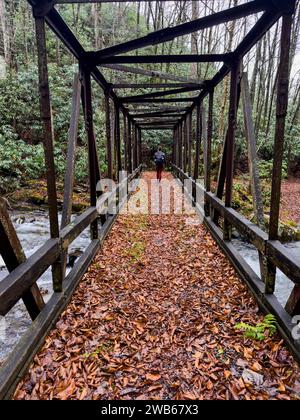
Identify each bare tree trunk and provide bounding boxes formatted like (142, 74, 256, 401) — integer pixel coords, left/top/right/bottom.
(242, 73, 265, 230)
(55, 4, 61, 66)
(250, 39, 262, 103)
(92, 3, 102, 50)
(190, 1, 199, 78)
(22, 1, 29, 67)
(262, 25, 278, 132)
(0, 0, 11, 68)
(146, 1, 151, 31)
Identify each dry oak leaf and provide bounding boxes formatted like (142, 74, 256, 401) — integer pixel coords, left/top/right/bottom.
(146, 373, 161, 382)
(224, 370, 232, 380)
(56, 380, 76, 400)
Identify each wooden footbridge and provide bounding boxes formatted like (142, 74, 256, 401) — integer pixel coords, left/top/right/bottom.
(1, 0, 300, 400)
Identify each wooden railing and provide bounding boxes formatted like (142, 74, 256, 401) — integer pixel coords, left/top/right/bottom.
(172, 164, 300, 362)
(0, 165, 142, 400)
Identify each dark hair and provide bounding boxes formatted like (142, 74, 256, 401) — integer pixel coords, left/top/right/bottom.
(158, 146, 162, 151)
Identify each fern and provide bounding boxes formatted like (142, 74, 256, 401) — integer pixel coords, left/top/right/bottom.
(234, 315, 277, 341)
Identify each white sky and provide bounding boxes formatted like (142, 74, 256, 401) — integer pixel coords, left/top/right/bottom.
(292, 53, 300, 77)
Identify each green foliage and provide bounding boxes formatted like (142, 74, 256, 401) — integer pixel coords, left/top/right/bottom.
(0, 64, 98, 190)
(258, 160, 288, 180)
(234, 314, 277, 341)
(142, 130, 174, 167)
(0, 65, 41, 143)
(0, 126, 44, 191)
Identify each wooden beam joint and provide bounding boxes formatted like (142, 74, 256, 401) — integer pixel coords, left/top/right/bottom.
(270, 0, 296, 14)
(32, 0, 55, 17)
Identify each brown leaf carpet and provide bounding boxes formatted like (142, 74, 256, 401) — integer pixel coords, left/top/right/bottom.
(14, 172, 300, 400)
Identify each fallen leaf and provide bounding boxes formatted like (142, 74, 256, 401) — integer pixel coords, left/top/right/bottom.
(146, 373, 161, 382)
(224, 370, 232, 380)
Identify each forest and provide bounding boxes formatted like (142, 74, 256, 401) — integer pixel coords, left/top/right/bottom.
(0, 0, 300, 232)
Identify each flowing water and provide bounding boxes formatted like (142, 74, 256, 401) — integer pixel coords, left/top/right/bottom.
(232, 239, 300, 306)
(0, 211, 299, 365)
(0, 211, 91, 365)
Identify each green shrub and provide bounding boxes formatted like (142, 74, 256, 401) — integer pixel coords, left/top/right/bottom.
(258, 160, 288, 180)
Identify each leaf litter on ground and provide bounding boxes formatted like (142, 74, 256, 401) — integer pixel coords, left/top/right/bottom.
(14, 172, 300, 400)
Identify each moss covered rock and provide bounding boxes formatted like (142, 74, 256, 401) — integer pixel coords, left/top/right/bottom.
(5, 179, 89, 213)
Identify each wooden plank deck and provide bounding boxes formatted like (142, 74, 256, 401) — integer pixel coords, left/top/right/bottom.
(13, 173, 300, 400)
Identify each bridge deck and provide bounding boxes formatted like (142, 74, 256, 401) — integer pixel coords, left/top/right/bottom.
(14, 173, 300, 400)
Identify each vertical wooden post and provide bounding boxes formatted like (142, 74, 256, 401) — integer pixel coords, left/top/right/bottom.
(136, 126, 139, 168)
(114, 102, 122, 178)
(136, 126, 139, 167)
(81, 67, 99, 240)
(61, 73, 81, 230)
(123, 112, 128, 174)
(172, 128, 175, 165)
(138, 127, 142, 166)
(194, 103, 202, 182)
(60, 73, 81, 276)
(205, 90, 214, 194)
(241, 72, 267, 282)
(205, 89, 214, 216)
(105, 91, 113, 180)
(193, 103, 202, 201)
(213, 80, 241, 225)
(224, 60, 240, 241)
(137, 126, 141, 167)
(174, 126, 179, 167)
(183, 118, 187, 174)
(266, 13, 293, 295)
(176, 124, 179, 168)
(188, 112, 193, 178)
(178, 122, 183, 176)
(35, 16, 63, 292)
(132, 122, 137, 169)
(127, 117, 133, 173)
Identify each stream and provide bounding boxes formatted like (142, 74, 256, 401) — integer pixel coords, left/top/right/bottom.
(0, 211, 299, 365)
(232, 239, 299, 306)
(0, 211, 91, 366)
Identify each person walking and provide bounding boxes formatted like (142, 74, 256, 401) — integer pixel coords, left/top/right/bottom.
(154, 146, 166, 182)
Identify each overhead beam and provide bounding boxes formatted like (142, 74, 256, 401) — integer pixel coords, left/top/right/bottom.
(139, 127, 174, 130)
(92, 1, 269, 59)
(132, 109, 187, 114)
(139, 127, 176, 130)
(121, 86, 201, 101)
(138, 124, 178, 127)
(29, 4, 129, 116)
(138, 120, 178, 124)
(101, 64, 204, 85)
(122, 97, 197, 104)
(134, 119, 180, 123)
(113, 83, 202, 89)
(142, 5, 285, 123)
(132, 113, 184, 119)
(234, 10, 285, 59)
(43, 7, 85, 60)
(55, 0, 172, 3)
(133, 114, 182, 118)
(89, 54, 230, 66)
(128, 107, 189, 112)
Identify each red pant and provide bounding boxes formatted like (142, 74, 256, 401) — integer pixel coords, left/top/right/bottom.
(156, 164, 163, 181)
